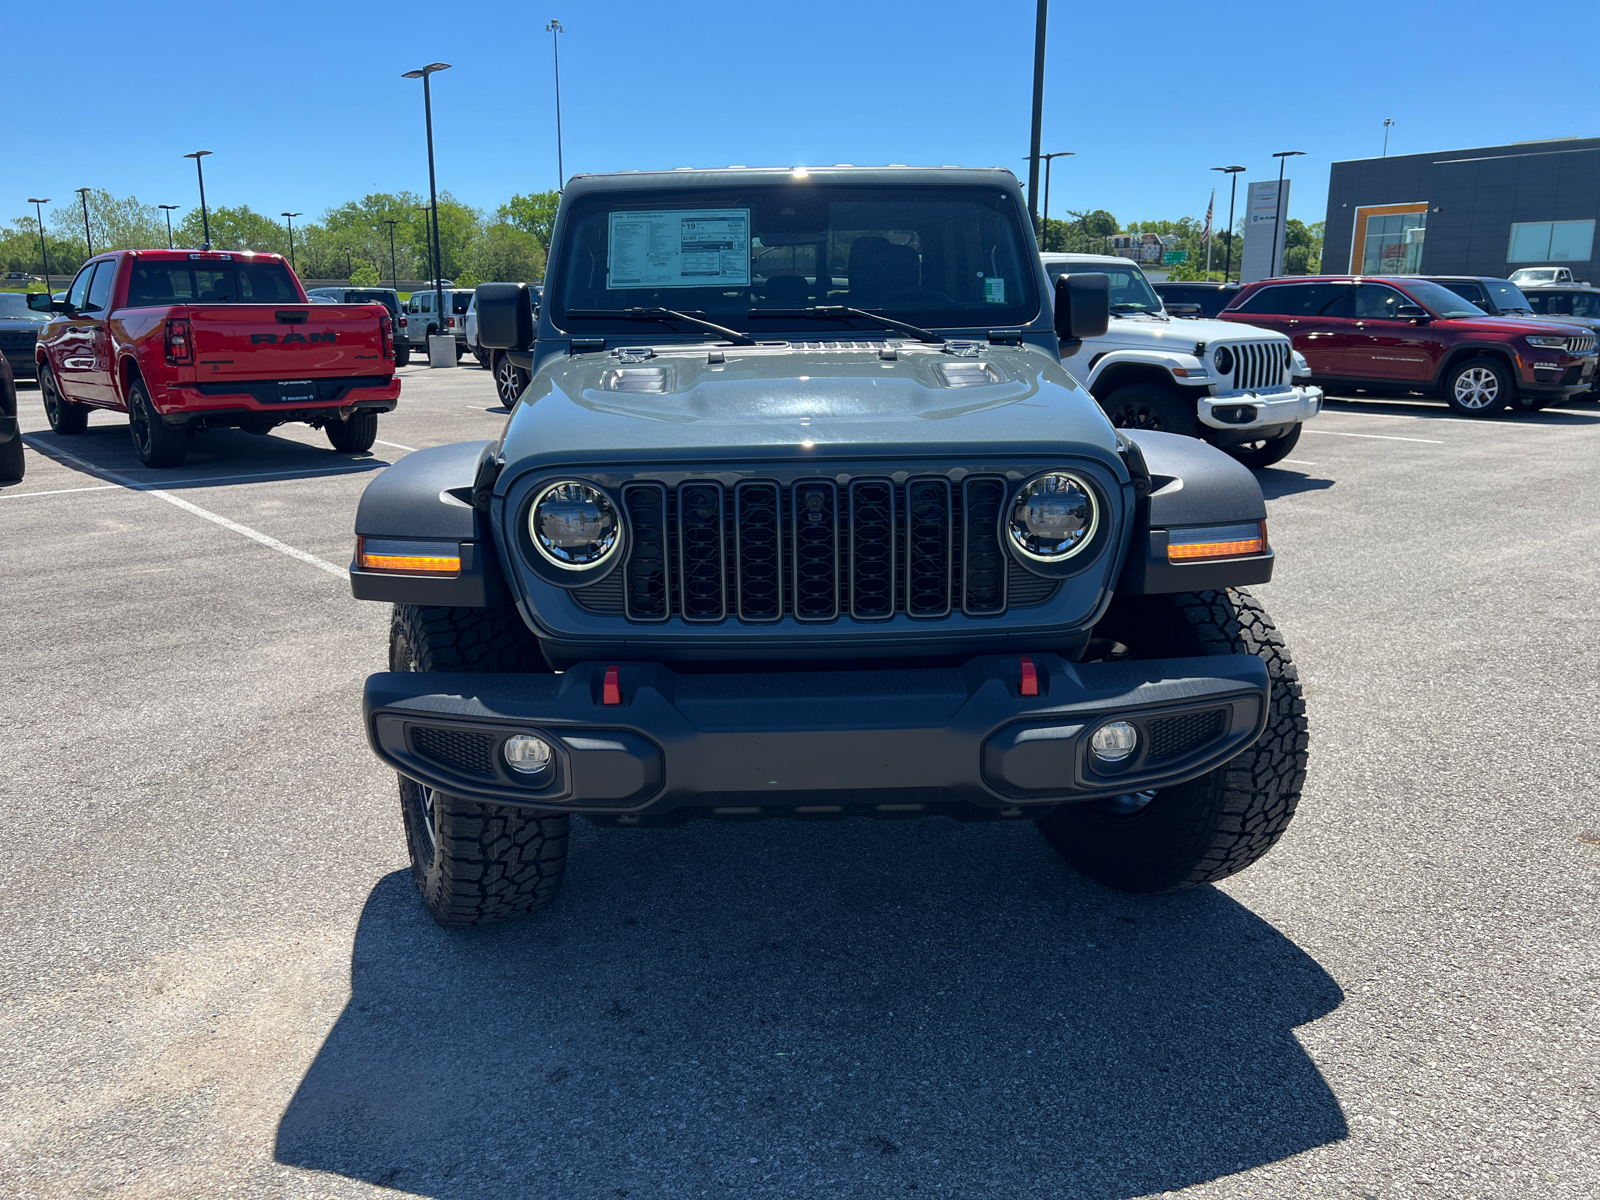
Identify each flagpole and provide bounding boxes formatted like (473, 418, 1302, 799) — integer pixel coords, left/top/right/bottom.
(1205, 188, 1215, 278)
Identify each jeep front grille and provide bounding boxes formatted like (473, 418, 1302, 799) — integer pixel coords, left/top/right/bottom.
(1229, 340, 1288, 391)
(583, 475, 1061, 624)
(1566, 332, 1596, 356)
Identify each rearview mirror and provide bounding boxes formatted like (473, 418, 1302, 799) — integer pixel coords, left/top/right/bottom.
(1396, 303, 1429, 320)
(476, 283, 535, 350)
(1054, 272, 1110, 342)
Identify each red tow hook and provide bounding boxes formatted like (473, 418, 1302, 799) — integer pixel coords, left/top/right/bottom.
(602, 665, 622, 706)
(1019, 657, 1039, 697)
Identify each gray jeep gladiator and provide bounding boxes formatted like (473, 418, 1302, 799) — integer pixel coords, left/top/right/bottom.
(349, 167, 1308, 928)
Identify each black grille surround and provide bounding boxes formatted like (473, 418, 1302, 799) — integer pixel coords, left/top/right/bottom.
(551, 465, 1118, 627)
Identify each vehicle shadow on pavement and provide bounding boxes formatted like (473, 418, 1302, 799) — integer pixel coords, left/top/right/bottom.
(1256, 467, 1336, 500)
(276, 819, 1346, 1199)
(1321, 394, 1600, 425)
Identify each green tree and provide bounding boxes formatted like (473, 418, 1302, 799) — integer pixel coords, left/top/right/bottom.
(1282, 218, 1323, 275)
(500, 190, 560, 250)
(176, 204, 290, 254)
(43, 190, 167, 260)
(350, 263, 380, 286)
(463, 223, 546, 285)
(1041, 209, 1120, 254)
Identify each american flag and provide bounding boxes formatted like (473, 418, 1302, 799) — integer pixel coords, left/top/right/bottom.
(1202, 190, 1214, 245)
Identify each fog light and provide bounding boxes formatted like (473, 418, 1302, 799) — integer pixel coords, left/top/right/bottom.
(504, 734, 554, 775)
(1090, 721, 1138, 763)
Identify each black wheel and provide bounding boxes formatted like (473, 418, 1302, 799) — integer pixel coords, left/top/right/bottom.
(1226, 424, 1302, 469)
(473, 342, 489, 368)
(1099, 383, 1199, 436)
(493, 351, 529, 407)
(1445, 356, 1513, 416)
(0, 434, 22, 483)
(395, 345, 411, 367)
(325, 410, 378, 453)
(1036, 590, 1308, 892)
(389, 604, 565, 928)
(127, 378, 187, 467)
(455, 342, 467, 361)
(40, 364, 88, 435)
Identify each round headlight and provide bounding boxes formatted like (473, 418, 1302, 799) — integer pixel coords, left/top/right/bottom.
(529, 481, 620, 570)
(1007, 473, 1098, 562)
(1213, 345, 1235, 375)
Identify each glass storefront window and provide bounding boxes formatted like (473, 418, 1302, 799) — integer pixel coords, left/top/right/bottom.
(1507, 219, 1596, 264)
(1361, 211, 1427, 274)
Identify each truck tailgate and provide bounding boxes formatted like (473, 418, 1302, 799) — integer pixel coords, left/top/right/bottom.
(186, 304, 389, 380)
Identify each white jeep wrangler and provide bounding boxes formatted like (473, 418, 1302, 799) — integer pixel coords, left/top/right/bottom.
(1043, 253, 1323, 468)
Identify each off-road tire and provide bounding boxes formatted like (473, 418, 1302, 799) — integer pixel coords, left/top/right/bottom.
(1099, 383, 1199, 437)
(326, 410, 378, 453)
(40, 364, 88, 435)
(127, 378, 187, 467)
(1037, 589, 1308, 892)
(1444, 356, 1513, 416)
(1227, 423, 1302, 469)
(492, 351, 529, 408)
(395, 345, 411, 367)
(389, 603, 566, 927)
(0, 433, 23, 483)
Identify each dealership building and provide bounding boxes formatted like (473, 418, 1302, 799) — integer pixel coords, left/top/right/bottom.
(1321, 136, 1599, 282)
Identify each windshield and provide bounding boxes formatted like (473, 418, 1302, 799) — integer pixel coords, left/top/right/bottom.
(126, 260, 300, 306)
(0, 293, 49, 321)
(1045, 260, 1162, 313)
(1484, 280, 1531, 313)
(1399, 280, 1486, 319)
(551, 183, 1039, 334)
(451, 293, 471, 314)
(344, 289, 399, 316)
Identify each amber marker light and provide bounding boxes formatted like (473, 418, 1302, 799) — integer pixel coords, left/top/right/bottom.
(1167, 521, 1267, 562)
(356, 536, 461, 576)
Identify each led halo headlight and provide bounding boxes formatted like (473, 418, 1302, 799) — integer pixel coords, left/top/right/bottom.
(1006, 472, 1099, 562)
(528, 480, 621, 570)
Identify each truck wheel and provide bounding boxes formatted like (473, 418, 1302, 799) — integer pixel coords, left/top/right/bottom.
(1227, 424, 1301, 468)
(1099, 384, 1198, 436)
(0, 433, 23, 483)
(40, 364, 88, 435)
(325, 410, 378, 453)
(1445, 357, 1512, 416)
(391, 603, 565, 927)
(1036, 589, 1308, 892)
(127, 379, 188, 468)
(395, 345, 411, 367)
(493, 352, 528, 407)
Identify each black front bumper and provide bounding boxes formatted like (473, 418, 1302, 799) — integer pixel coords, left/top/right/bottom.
(364, 653, 1270, 817)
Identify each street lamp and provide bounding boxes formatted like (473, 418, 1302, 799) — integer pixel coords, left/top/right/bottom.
(75, 188, 93, 255)
(1271, 151, 1305, 278)
(1382, 118, 1396, 157)
(383, 219, 401, 291)
(1040, 151, 1072, 251)
(1211, 165, 1246, 283)
(158, 204, 179, 249)
(1025, 0, 1048, 237)
(280, 212, 301, 273)
(401, 62, 451, 344)
(184, 151, 213, 249)
(546, 19, 565, 190)
(27, 198, 51, 281)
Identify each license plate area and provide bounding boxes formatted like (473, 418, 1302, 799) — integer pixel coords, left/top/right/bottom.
(278, 379, 317, 404)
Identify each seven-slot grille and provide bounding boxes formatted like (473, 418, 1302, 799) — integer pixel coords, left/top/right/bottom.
(1227, 340, 1289, 391)
(1565, 332, 1595, 355)
(602, 476, 1051, 624)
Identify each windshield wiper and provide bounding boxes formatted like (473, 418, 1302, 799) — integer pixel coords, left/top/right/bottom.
(565, 307, 755, 346)
(747, 305, 945, 344)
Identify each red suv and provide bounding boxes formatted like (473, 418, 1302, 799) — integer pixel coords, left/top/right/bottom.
(1219, 276, 1597, 415)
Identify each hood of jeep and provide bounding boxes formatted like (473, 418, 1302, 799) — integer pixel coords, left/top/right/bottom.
(498, 342, 1121, 468)
(1098, 313, 1286, 352)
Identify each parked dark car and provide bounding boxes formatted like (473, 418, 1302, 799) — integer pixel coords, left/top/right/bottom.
(0, 291, 50, 380)
(1220, 275, 1597, 414)
(0, 350, 21, 482)
(1151, 281, 1240, 319)
(1520, 286, 1600, 392)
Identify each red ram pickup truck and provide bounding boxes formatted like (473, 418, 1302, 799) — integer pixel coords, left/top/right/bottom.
(29, 249, 401, 467)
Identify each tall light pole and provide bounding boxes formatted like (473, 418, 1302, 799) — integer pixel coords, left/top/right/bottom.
(383, 219, 400, 291)
(1041, 151, 1072, 251)
(75, 188, 93, 256)
(1025, 0, 1047, 240)
(184, 151, 213, 249)
(28, 198, 51, 281)
(546, 19, 565, 191)
(1211, 165, 1245, 283)
(280, 212, 301, 273)
(1382, 118, 1396, 157)
(158, 204, 179, 249)
(402, 63, 451, 341)
(1271, 151, 1305, 278)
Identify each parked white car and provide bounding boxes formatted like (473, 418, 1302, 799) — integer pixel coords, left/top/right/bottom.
(1042, 253, 1323, 467)
(1509, 266, 1578, 287)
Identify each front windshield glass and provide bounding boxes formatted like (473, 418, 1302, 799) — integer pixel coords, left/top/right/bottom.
(1399, 279, 1488, 319)
(1485, 280, 1531, 313)
(551, 183, 1039, 333)
(0, 293, 49, 321)
(1045, 260, 1163, 313)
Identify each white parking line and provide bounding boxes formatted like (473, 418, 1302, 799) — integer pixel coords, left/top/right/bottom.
(1300, 429, 1444, 445)
(20, 435, 345, 578)
(0, 483, 122, 500)
(1281, 459, 1318, 466)
(375, 438, 418, 452)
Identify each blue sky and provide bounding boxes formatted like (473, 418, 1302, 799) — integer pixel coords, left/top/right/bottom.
(9, 0, 1597, 234)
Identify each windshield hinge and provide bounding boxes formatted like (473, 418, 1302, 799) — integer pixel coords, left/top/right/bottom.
(987, 328, 1023, 345)
(944, 340, 983, 357)
(570, 337, 605, 353)
(616, 346, 655, 363)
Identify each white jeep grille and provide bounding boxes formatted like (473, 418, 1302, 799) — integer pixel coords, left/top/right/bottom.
(1227, 340, 1289, 391)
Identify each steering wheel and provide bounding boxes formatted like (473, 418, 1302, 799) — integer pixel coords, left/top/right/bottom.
(873, 286, 955, 307)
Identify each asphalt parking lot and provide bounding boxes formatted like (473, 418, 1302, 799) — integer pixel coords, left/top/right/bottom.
(2, 367, 1597, 1200)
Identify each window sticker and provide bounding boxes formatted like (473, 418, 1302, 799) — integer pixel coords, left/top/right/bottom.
(983, 277, 1006, 304)
(607, 209, 752, 289)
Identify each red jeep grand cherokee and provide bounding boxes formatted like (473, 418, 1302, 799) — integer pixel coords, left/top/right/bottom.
(1219, 275, 1597, 416)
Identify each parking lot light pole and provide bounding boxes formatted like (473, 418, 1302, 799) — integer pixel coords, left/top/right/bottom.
(546, 20, 564, 190)
(1025, 0, 1047, 239)
(158, 204, 179, 249)
(1382, 118, 1396, 157)
(1271, 151, 1304, 278)
(75, 188, 93, 256)
(280, 212, 301, 273)
(1041, 151, 1072, 251)
(402, 63, 451, 345)
(28, 198, 51, 280)
(383, 220, 400, 291)
(184, 151, 213, 249)
(1211, 165, 1245, 283)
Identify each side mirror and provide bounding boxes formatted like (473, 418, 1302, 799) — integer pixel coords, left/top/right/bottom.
(476, 282, 535, 350)
(1395, 303, 1430, 321)
(1054, 272, 1110, 342)
(27, 292, 67, 314)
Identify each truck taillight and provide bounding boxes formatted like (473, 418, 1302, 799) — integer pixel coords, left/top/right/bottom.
(380, 313, 394, 360)
(165, 318, 192, 365)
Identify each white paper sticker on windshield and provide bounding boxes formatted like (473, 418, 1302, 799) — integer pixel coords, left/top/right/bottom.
(984, 277, 1006, 304)
(607, 209, 752, 289)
